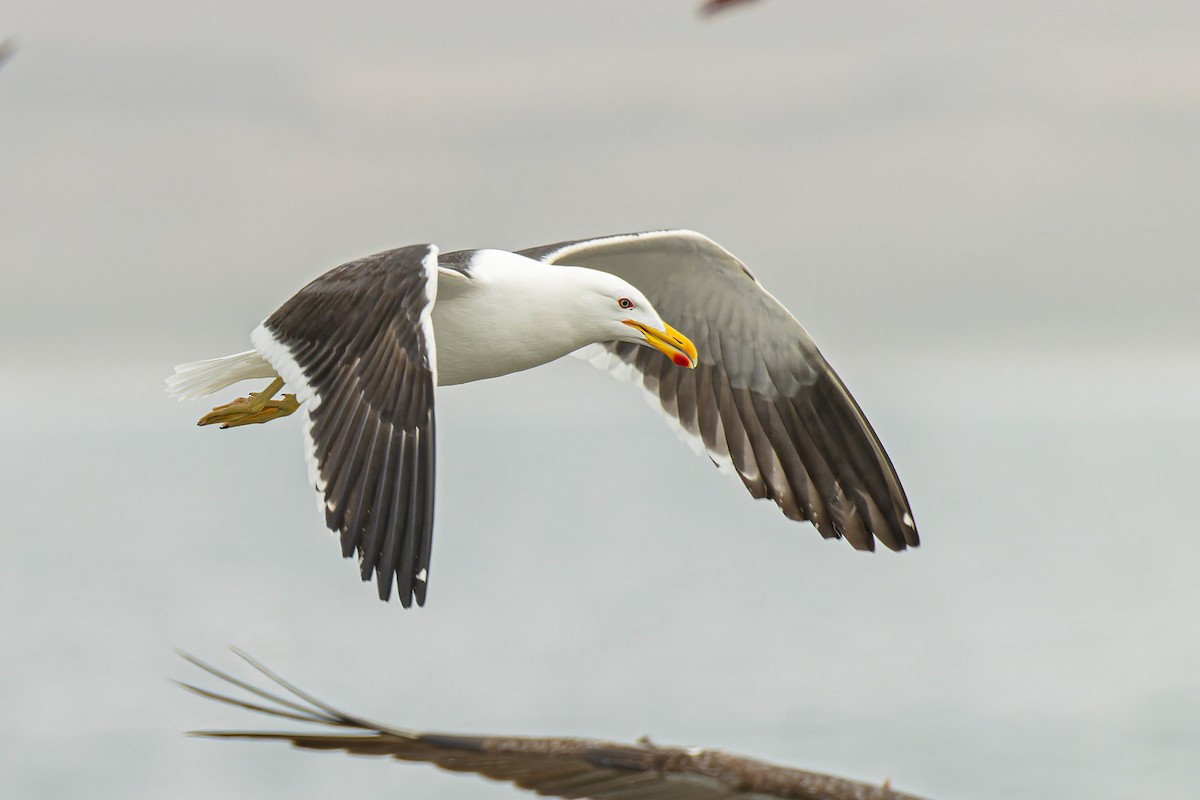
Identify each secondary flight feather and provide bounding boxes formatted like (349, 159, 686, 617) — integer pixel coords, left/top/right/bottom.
(167, 230, 918, 607)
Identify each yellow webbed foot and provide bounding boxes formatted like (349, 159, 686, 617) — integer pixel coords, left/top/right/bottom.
(198, 394, 299, 428)
(197, 377, 299, 428)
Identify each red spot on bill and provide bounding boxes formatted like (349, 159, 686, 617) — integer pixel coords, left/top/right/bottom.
(673, 353, 693, 368)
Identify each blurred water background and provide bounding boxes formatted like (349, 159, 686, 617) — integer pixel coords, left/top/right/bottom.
(3, 2, 1199, 798)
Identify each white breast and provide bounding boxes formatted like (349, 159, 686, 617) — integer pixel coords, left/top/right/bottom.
(430, 251, 604, 386)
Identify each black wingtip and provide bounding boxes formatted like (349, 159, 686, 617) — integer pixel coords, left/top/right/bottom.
(368, 568, 419, 608)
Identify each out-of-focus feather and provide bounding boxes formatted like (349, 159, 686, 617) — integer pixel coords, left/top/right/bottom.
(180, 650, 931, 800)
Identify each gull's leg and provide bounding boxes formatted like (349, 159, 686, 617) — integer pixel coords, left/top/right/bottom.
(197, 377, 300, 429)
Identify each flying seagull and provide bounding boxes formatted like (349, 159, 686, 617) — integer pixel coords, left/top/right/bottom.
(167, 230, 918, 607)
(179, 649, 931, 800)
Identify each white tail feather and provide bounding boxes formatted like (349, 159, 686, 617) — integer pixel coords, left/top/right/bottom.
(165, 350, 277, 400)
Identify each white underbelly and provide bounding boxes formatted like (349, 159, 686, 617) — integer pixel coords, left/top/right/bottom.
(430, 292, 584, 387)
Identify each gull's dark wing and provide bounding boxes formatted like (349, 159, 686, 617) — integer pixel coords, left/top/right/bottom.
(180, 650, 931, 800)
(252, 244, 438, 606)
(520, 231, 918, 552)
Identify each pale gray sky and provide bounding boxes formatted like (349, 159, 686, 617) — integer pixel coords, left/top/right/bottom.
(4, 0, 1199, 361)
(2, 3, 1199, 800)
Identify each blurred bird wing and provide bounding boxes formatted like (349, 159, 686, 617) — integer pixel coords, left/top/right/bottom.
(180, 650, 929, 800)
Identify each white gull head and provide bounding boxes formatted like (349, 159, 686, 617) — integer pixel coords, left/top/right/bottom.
(431, 250, 696, 386)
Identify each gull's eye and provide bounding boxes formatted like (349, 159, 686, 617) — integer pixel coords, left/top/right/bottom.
(618, 297, 635, 310)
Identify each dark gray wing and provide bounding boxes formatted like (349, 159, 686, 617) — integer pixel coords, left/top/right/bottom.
(179, 650, 931, 800)
(252, 244, 438, 607)
(520, 231, 917, 552)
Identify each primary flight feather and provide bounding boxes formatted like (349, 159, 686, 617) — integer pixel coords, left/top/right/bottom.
(167, 230, 918, 607)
